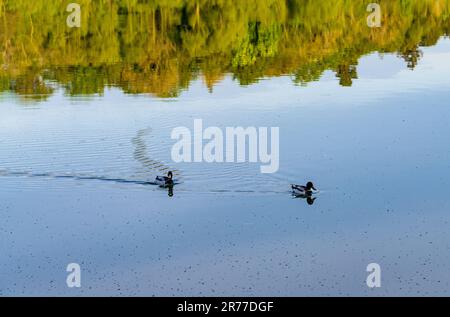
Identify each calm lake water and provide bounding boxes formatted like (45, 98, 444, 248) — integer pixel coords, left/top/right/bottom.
(1, 1, 450, 296)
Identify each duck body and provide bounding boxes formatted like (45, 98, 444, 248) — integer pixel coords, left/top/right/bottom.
(291, 182, 317, 196)
(155, 176, 173, 187)
(155, 171, 174, 187)
(291, 185, 309, 196)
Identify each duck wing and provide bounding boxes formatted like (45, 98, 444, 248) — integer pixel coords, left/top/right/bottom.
(292, 184, 306, 191)
(155, 176, 169, 186)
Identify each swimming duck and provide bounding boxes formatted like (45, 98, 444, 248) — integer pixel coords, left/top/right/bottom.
(155, 171, 174, 187)
(291, 182, 317, 196)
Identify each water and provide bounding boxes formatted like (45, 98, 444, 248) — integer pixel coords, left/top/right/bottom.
(1, 2, 450, 295)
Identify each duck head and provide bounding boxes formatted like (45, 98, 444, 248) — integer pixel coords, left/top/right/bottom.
(306, 182, 316, 191)
(168, 171, 173, 180)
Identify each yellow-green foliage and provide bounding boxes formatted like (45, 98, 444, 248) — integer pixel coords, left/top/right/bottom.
(0, 0, 449, 98)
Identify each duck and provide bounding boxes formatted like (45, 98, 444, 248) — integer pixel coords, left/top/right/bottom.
(291, 182, 317, 196)
(155, 171, 174, 187)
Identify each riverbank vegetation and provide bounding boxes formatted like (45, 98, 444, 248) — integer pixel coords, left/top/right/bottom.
(1, 0, 449, 99)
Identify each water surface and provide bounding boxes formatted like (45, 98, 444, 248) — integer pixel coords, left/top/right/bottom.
(1, 1, 450, 296)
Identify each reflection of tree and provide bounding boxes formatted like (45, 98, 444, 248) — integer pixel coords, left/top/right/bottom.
(0, 0, 449, 100)
(399, 48, 423, 69)
(336, 64, 358, 87)
(232, 22, 280, 68)
(8, 71, 54, 100)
